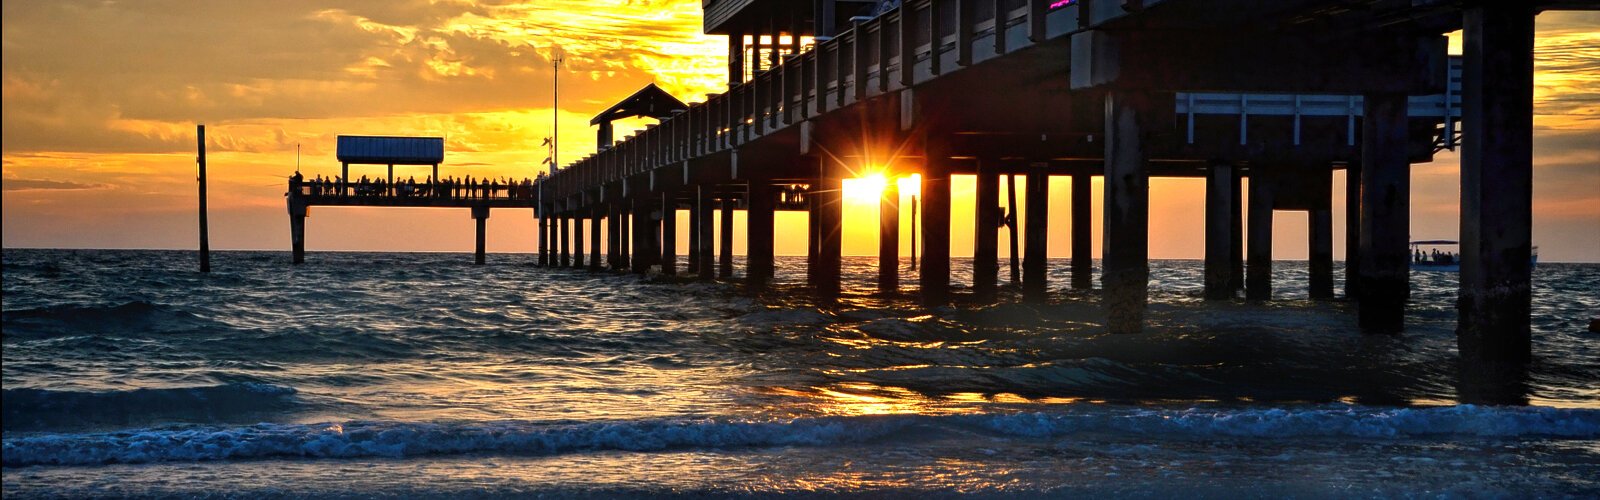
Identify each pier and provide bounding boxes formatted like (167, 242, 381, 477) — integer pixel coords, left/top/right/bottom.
(289, 0, 1593, 399)
(286, 135, 539, 266)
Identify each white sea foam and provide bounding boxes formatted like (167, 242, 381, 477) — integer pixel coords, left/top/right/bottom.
(5, 405, 1595, 467)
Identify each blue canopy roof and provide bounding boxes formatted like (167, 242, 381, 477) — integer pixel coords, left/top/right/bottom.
(336, 136, 444, 165)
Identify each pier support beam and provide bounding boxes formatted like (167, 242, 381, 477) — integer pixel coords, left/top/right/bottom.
(879, 178, 900, 293)
(608, 203, 625, 271)
(688, 193, 702, 275)
(289, 205, 306, 265)
(1231, 170, 1245, 293)
(747, 182, 776, 287)
(661, 193, 677, 276)
(1071, 173, 1093, 290)
(632, 196, 655, 274)
(920, 148, 953, 305)
(1458, 4, 1535, 384)
(1204, 163, 1235, 300)
(1310, 198, 1335, 300)
(973, 162, 1001, 300)
(1102, 91, 1153, 333)
(1247, 174, 1274, 300)
(589, 210, 602, 271)
(473, 205, 490, 265)
(573, 213, 585, 268)
(560, 215, 571, 267)
(1345, 161, 1362, 298)
(1023, 173, 1049, 301)
(696, 185, 715, 280)
(814, 159, 843, 296)
(538, 208, 550, 267)
(1358, 92, 1412, 333)
(719, 198, 735, 279)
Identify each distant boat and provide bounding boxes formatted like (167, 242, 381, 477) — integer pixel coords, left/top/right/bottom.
(1410, 240, 1538, 272)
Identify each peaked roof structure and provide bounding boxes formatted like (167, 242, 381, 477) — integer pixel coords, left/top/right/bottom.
(590, 84, 688, 126)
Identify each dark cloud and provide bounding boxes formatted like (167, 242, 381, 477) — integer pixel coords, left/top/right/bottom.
(3, 178, 107, 191)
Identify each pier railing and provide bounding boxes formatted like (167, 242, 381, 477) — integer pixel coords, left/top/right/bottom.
(541, 0, 1463, 200)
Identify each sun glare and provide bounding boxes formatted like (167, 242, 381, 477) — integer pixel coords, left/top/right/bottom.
(842, 173, 889, 204)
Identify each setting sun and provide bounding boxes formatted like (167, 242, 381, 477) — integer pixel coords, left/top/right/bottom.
(842, 173, 889, 203)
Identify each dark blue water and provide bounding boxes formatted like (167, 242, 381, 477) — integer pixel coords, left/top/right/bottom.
(3, 249, 1597, 497)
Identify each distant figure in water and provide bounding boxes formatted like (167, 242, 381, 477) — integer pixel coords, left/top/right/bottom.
(1590, 318, 1600, 333)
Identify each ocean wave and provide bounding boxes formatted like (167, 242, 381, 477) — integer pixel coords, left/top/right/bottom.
(1, 415, 909, 467)
(2, 383, 299, 431)
(5, 405, 1596, 467)
(970, 404, 1600, 440)
(1, 300, 207, 339)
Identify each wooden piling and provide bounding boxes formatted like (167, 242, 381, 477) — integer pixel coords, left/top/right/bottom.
(920, 146, 953, 305)
(747, 182, 776, 287)
(589, 209, 603, 271)
(1310, 181, 1335, 300)
(973, 162, 1001, 300)
(661, 193, 677, 275)
(1071, 173, 1093, 290)
(696, 185, 715, 280)
(1458, 4, 1536, 379)
(472, 205, 490, 265)
(719, 198, 735, 279)
(1023, 172, 1049, 301)
(1344, 161, 1362, 298)
(879, 176, 900, 293)
(197, 124, 211, 272)
(573, 213, 586, 268)
(560, 215, 571, 267)
(1102, 91, 1153, 334)
(1204, 163, 1234, 299)
(1358, 92, 1411, 333)
(538, 208, 550, 267)
(1007, 174, 1021, 286)
(1247, 174, 1274, 300)
(815, 160, 843, 295)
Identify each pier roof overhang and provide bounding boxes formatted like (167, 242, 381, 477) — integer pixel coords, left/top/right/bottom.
(336, 135, 445, 165)
(590, 84, 688, 126)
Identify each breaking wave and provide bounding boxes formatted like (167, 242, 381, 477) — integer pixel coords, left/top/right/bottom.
(6, 404, 1596, 467)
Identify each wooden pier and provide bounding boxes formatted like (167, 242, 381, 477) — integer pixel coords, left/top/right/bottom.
(286, 136, 538, 265)
(291, 1, 1593, 401)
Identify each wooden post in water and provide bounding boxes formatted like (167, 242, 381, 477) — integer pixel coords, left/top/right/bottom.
(719, 197, 735, 279)
(197, 124, 210, 272)
(1023, 172, 1049, 301)
(878, 177, 900, 293)
(472, 205, 490, 265)
(1070, 173, 1093, 290)
(973, 161, 1001, 300)
(1007, 174, 1021, 286)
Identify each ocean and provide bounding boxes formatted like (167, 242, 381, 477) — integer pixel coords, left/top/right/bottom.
(3, 249, 1597, 498)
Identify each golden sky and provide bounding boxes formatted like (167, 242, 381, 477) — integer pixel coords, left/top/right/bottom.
(2, 2, 1597, 262)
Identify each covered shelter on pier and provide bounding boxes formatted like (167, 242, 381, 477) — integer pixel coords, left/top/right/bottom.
(590, 84, 688, 150)
(336, 135, 446, 186)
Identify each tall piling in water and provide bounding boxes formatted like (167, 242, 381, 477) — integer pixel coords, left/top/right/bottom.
(973, 161, 1001, 300)
(879, 177, 900, 293)
(1102, 91, 1153, 334)
(1023, 172, 1049, 301)
(1458, 4, 1536, 389)
(747, 182, 776, 287)
(197, 124, 211, 272)
(1358, 93, 1412, 333)
(1070, 173, 1093, 290)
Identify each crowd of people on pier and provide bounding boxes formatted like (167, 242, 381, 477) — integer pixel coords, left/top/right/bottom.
(289, 171, 542, 200)
(1415, 248, 1459, 265)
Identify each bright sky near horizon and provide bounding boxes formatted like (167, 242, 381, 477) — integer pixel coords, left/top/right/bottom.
(3, 2, 1597, 261)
